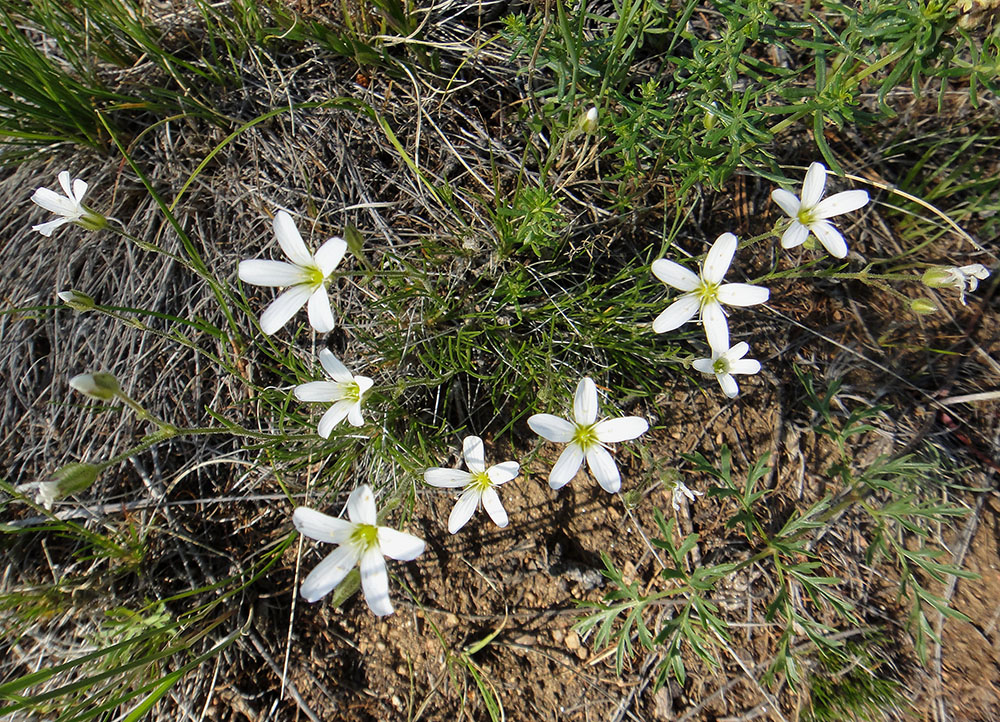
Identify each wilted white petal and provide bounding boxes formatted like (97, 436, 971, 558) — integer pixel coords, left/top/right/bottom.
(359, 546, 393, 616)
(448, 488, 481, 533)
(314, 236, 347, 276)
(810, 220, 848, 258)
(814, 190, 869, 219)
(586, 445, 621, 493)
(294, 381, 341, 403)
(717, 283, 769, 307)
(527, 414, 575, 442)
(259, 284, 312, 335)
(347, 485, 377, 526)
(273, 211, 314, 267)
(801, 162, 827, 208)
(299, 544, 359, 603)
(652, 294, 700, 333)
(487, 461, 519, 484)
(652, 258, 700, 291)
(377, 527, 425, 561)
(293, 507, 353, 544)
(481, 487, 508, 528)
(318, 348, 353, 383)
(549, 443, 584, 489)
(238, 259, 307, 287)
(730, 359, 761, 375)
(463, 436, 486, 473)
(702, 301, 730, 354)
(574, 377, 598, 426)
(718, 373, 739, 398)
(424, 468, 472, 488)
(770, 188, 800, 217)
(593, 417, 648, 443)
(702, 233, 737, 284)
(781, 221, 810, 249)
(317, 400, 353, 438)
(307, 286, 335, 333)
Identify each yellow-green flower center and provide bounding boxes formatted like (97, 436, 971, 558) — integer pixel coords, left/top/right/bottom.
(572, 423, 599, 450)
(712, 357, 730, 375)
(695, 280, 720, 307)
(796, 207, 816, 226)
(339, 380, 361, 402)
(305, 265, 327, 289)
(469, 470, 492, 491)
(350, 523, 379, 550)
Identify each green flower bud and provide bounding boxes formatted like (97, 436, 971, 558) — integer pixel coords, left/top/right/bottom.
(580, 106, 599, 134)
(921, 267, 956, 289)
(28, 462, 101, 509)
(69, 372, 121, 401)
(910, 298, 937, 314)
(57, 289, 95, 311)
(78, 208, 108, 232)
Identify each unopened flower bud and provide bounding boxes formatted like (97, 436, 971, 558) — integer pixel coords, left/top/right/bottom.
(69, 372, 121, 401)
(57, 289, 95, 311)
(78, 209, 108, 232)
(910, 298, 937, 314)
(580, 106, 599, 134)
(20, 462, 100, 510)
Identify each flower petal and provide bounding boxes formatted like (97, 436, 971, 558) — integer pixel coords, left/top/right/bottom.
(295, 381, 341, 403)
(57, 171, 74, 198)
(702, 301, 730, 354)
(691, 358, 714, 374)
(32, 218, 69, 237)
(652, 293, 700, 333)
(487, 461, 520, 484)
(574, 377, 598, 426)
(424, 468, 472, 488)
(31, 187, 78, 216)
(355, 376, 374, 395)
(528, 414, 575, 442)
(317, 400, 353, 438)
(593, 417, 648, 443)
(300, 544, 359, 603)
(359, 546, 393, 616)
(347, 484, 377, 526)
(770, 188, 800, 217)
(718, 372, 739, 398)
(781, 221, 810, 249)
(72, 178, 88, 204)
(801, 162, 827, 208)
(293, 507, 354, 544)
(814, 190, 869, 220)
(448, 488, 480, 534)
(703, 232, 737, 284)
(319, 348, 353, 382)
(347, 403, 364, 427)
(810, 220, 848, 258)
(549, 443, 584, 489)
(717, 283, 769, 307)
(463, 435, 486, 473)
(259, 284, 312, 335)
(273, 210, 314, 267)
(651, 259, 699, 292)
(725, 341, 749, 360)
(314, 236, 347, 276)
(586, 445, 621, 493)
(307, 286, 335, 333)
(377, 527, 425, 561)
(239, 259, 307, 287)
(481, 487, 508, 528)
(730, 359, 761, 376)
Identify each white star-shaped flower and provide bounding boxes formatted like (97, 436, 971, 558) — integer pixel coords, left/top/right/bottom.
(424, 435, 520, 533)
(670, 479, 703, 511)
(691, 342, 761, 398)
(30, 171, 105, 237)
(238, 211, 347, 335)
(293, 485, 425, 615)
(294, 349, 373, 437)
(651, 232, 770, 352)
(528, 377, 648, 493)
(922, 264, 991, 306)
(771, 162, 870, 259)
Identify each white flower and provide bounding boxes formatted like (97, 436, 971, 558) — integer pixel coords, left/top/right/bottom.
(238, 211, 347, 335)
(527, 377, 648, 493)
(670, 479, 703, 511)
(691, 342, 761, 398)
(16, 463, 100, 510)
(294, 349, 373, 437)
(424, 436, 520, 533)
(771, 162, 870, 259)
(30, 171, 105, 237)
(293, 485, 425, 615)
(652, 232, 770, 353)
(922, 264, 991, 306)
